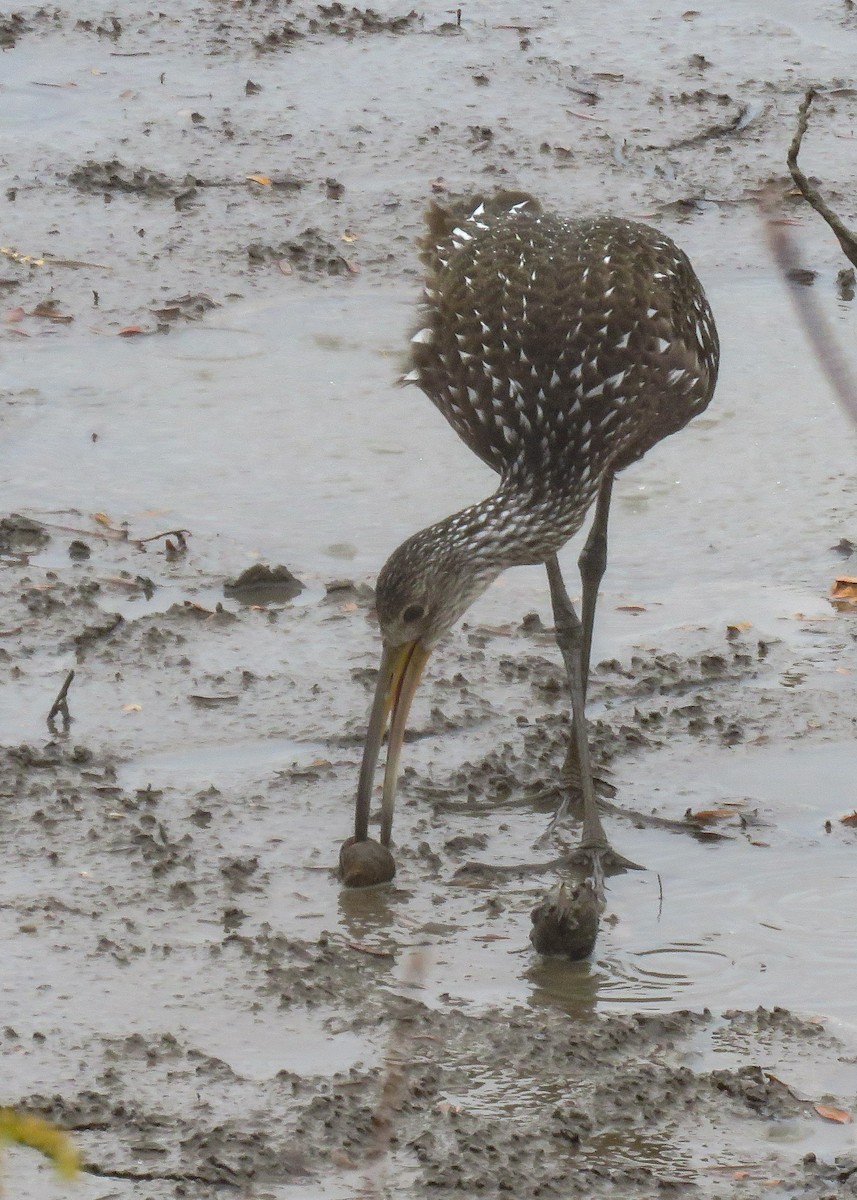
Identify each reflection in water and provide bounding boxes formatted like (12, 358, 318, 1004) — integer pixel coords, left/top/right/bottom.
(336, 882, 409, 947)
(527, 940, 727, 1013)
(526, 956, 601, 1022)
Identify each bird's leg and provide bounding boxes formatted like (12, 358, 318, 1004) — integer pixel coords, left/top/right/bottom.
(558, 472, 614, 795)
(545, 553, 640, 879)
(579, 471, 614, 694)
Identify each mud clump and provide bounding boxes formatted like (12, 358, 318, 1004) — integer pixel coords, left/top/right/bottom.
(253, 5, 420, 49)
(254, 20, 305, 50)
(530, 880, 600, 960)
(0, 513, 50, 555)
(151, 292, 219, 323)
(312, 5, 420, 35)
(0, 12, 27, 47)
(248, 229, 353, 278)
(323, 578, 375, 605)
(339, 836, 396, 886)
(67, 159, 197, 198)
(223, 562, 304, 604)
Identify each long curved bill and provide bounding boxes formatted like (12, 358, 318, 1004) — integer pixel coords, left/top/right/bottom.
(353, 640, 430, 847)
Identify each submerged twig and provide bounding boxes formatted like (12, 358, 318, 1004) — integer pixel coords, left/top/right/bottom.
(46, 669, 75, 730)
(787, 88, 857, 269)
(664, 103, 759, 152)
(133, 528, 191, 547)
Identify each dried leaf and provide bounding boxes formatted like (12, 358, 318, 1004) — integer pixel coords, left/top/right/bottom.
(814, 1103, 852, 1123)
(32, 301, 73, 323)
(118, 325, 148, 336)
(831, 575, 857, 602)
(616, 603, 646, 612)
(687, 807, 741, 824)
(246, 173, 272, 186)
(840, 811, 857, 827)
(276, 259, 293, 275)
(122, 703, 143, 712)
(92, 512, 114, 527)
(341, 229, 359, 243)
(727, 620, 753, 634)
(3, 306, 26, 322)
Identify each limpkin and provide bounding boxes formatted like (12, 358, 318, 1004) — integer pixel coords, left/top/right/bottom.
(340, 190, 719, 954)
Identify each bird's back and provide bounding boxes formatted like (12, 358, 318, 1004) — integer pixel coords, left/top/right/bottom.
(406, 191, 719, 504)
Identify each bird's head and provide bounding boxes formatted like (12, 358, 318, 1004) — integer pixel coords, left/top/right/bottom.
(353, 518, 501, 848)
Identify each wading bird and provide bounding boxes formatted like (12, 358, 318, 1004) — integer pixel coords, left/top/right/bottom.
(340, 191, 719, 955)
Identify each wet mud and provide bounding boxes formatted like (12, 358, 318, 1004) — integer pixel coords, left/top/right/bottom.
(3, 1, 857, 1197)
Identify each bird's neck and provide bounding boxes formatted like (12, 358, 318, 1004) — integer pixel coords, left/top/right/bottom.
(447, 472, 596, 570)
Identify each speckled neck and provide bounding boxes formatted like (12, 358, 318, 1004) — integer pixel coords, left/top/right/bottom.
(433, 469, 597, 572)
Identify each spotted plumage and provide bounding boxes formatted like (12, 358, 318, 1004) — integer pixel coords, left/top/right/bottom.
(372, 191, 718, 645)
(348, 190, 721, 924)
(399, 190, 718, 570)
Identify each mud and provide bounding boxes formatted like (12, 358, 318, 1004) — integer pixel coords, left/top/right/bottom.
(3, 1, 857, 1197)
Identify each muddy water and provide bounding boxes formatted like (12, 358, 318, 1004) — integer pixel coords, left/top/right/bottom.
(3, 273, 856, 1026)
(5, 1, 857, 1195)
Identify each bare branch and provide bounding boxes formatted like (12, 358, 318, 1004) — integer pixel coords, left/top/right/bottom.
(47, 669, 75, 730)
(787, 88, 857, 268)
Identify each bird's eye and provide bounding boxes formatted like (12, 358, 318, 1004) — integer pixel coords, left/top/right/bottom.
(401, 603, 425, 625)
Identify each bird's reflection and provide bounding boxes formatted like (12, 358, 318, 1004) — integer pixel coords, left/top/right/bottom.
(526, 952, 603, 1022)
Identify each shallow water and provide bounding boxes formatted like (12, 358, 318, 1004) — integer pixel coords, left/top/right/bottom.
(4, 5, 857, 1192)
(3, 272, 857, 1033)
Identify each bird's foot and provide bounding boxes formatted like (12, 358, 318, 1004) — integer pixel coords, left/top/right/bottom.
(528, 771, 617, 817)
(533, 782, 619, 853)
(564, 842, 644, 877)
(529, 880, 602, 960)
